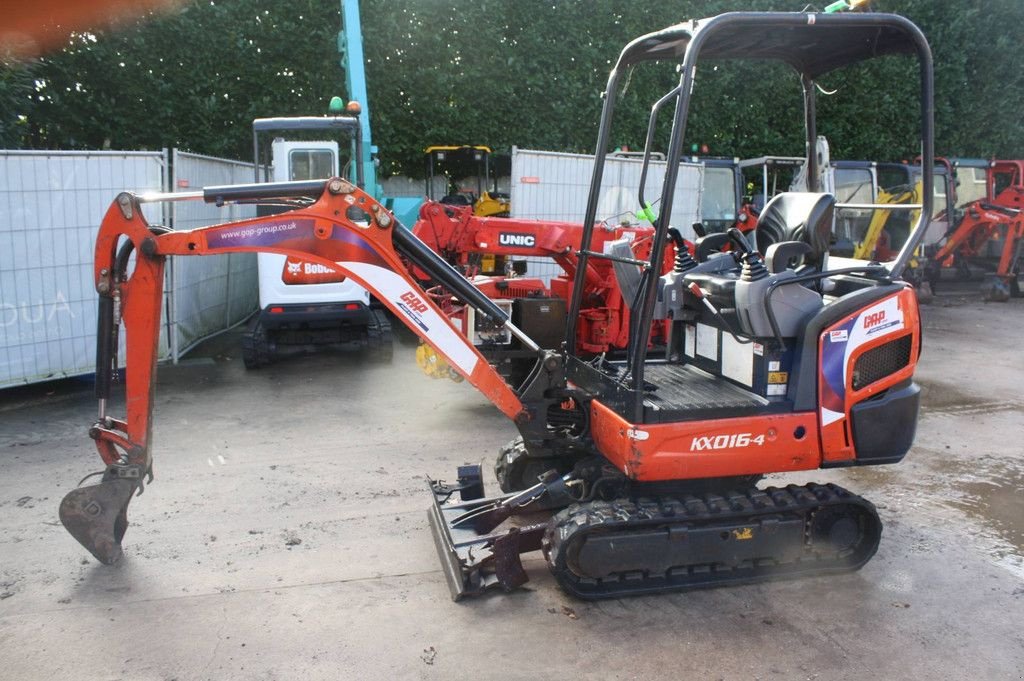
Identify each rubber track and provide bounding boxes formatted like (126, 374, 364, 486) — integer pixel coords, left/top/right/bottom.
(542, 483, 881, 600)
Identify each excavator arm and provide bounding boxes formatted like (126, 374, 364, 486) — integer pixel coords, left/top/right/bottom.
(929, 198, 1024, 300)
(853, 183, 920, 260)
(932, 201, 1022, 263)
(60, 178, 550, 564)
(412, 201, 606, 288)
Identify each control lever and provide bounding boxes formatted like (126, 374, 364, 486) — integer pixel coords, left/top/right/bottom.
(726, 227, 755, 255)
(727, 227, 770, 281)
(686, 282, 753, 345)
(667, 227, 699, 272)
(687, 282, 724, 319)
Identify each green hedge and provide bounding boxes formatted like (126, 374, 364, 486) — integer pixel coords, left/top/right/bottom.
(2, 0, 1021, 175)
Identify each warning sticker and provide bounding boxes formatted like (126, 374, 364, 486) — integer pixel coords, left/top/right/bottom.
(768, 371, 789, 384)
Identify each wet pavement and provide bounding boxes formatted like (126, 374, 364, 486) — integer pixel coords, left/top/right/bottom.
(0, 287, 1022, 680)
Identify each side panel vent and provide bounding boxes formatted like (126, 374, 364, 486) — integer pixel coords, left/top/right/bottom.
(852, 334, 912, 391)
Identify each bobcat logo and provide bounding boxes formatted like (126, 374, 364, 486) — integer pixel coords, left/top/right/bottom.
(282, 258, 345, 285)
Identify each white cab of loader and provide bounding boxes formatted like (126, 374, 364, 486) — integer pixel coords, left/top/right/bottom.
(242, 122, 392, 368)
(256, 139, 371, 311)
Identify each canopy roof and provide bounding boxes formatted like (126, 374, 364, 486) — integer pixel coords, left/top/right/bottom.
(424, 145, 493, 155)
(252, 116, 360, 133)
(620, 11, 926, 79)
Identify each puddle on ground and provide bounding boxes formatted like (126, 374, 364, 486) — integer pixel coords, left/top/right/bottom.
(916, 379, 1022, 415)
(841, 444, 1024, 577)
(916, 454, 1023, 576)
(915, 381, 1023, 439)
(945, 465, 1024, 556)
(917, 379, 980, 410)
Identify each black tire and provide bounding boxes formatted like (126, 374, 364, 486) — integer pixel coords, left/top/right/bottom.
(924, 261, 940, 293)
(366, 309, 394, 362)
(494, 437, 565, 493)
(241, 317, 272, 369)
(916, 280, 934, 304)
(982, 276, 1010, 302)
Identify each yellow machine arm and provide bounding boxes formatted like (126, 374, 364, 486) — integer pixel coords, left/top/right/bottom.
(853, 181, 921, 260)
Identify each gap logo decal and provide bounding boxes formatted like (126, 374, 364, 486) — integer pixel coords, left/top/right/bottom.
(820, 295, 906, 426)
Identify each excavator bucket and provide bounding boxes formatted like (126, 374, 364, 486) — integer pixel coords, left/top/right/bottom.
(59, 467, 142, 565)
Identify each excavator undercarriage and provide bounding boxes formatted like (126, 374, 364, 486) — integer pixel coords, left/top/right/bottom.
(428, 465, 882, 600)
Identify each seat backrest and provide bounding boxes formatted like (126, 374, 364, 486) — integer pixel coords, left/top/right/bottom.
(754, 192, 835, 268)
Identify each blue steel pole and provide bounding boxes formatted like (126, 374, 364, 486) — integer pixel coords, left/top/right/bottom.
(339, 0, 380, 197)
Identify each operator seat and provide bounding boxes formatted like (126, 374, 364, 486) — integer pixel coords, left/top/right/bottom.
(754, 192, 835, 273)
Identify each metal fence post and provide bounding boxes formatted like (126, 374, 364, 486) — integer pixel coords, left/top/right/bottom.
(168, 148, 180, 364)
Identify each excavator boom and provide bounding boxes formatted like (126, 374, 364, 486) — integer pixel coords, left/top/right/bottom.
(60, 178, 551, 564)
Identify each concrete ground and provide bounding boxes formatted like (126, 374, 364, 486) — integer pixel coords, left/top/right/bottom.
(0, 288, 1022, 681)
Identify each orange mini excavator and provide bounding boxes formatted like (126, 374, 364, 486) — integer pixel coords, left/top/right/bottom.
(60, 10, 934, 600)
(927, 159, 1024, 301)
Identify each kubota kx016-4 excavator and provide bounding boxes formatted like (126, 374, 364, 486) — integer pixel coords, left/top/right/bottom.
(60, 11, 934, 601)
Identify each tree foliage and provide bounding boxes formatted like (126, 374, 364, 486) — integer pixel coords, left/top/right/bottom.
(1, 0, 1022, 176)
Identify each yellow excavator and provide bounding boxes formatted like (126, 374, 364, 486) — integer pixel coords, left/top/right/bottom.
(425, 145, 511, 275)
(425, 145, 510, 218)
(851, 168, 953, 301)
(853, 181, 921, 260)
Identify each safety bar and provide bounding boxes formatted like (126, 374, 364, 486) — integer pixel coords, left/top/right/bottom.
(251, 116, 360, 132)
(637, 85, 684, 214)
(578, 249, 651, 267)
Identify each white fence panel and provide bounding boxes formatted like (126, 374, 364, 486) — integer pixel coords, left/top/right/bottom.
(169, 150, 258, 359)
(509, 148, 702, 284)
(0, 150, 166, 388)
(0, 149, 263, 388)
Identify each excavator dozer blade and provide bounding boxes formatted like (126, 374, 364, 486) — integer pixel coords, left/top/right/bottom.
(427, 481, 546, 600)
(59, 471, 141, 565)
